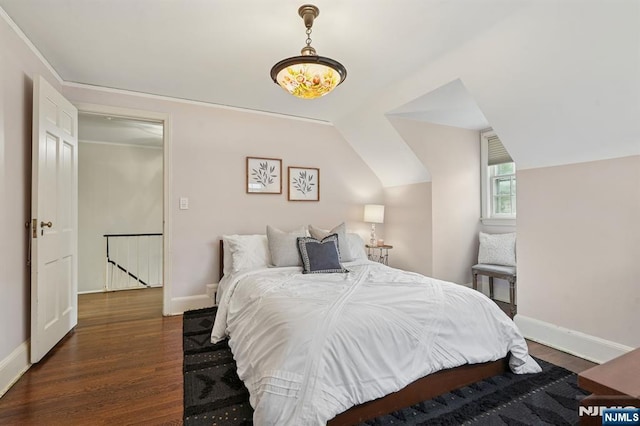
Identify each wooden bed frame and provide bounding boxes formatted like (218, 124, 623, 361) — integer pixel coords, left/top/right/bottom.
(218, 240, 509, 424)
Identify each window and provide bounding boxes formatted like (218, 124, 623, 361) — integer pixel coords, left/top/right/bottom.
(481, 130, 516, 224)
(491, 162, 516, 216)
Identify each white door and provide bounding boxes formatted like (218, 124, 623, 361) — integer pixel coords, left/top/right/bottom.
(30, 76, 78, 363)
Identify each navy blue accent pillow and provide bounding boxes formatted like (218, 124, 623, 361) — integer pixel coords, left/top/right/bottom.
(297, 234, 349, 274)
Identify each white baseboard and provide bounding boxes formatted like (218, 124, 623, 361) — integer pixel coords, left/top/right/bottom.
(514, 315, 634, 364)
(79, 284, 164, 295)
(0, 340, 31, 398)
(77, 289, 105, 295)
(170, 294, 213, 315)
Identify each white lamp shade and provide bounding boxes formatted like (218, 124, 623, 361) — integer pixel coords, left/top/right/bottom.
(364, 204, 385, 224)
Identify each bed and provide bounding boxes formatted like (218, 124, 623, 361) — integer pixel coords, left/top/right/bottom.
(212, 230, 540, 425)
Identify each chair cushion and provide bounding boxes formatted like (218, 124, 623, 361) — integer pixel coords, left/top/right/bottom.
(472, 263, 516, 276)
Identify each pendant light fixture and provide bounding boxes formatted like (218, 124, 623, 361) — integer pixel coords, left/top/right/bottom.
(270, 4, 347, 99)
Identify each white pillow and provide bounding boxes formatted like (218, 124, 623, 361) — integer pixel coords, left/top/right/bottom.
(346, 233, 368, 261)
(478, 232, 516, 267)
(266, 225, 307, 267)
(308, 222, 352, 261)
(222, 234, 271, 274)
(222, 235, 234, 276)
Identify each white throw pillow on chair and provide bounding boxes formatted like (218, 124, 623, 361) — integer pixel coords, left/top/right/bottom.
(478, 232, 516, 267)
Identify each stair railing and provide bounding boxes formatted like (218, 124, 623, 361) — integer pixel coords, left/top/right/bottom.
(104, 233, 163, 291)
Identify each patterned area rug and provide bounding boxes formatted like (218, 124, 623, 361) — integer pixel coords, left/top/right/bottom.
(183, 307, 588, 425)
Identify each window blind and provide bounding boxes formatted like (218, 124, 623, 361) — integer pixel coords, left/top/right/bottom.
(487, 135, 513, 166)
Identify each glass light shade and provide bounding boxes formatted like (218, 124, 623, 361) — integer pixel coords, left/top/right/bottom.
(364, 204, 385, 224)
(271, 56, 346, 99)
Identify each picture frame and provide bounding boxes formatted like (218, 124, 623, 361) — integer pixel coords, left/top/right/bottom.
(246, 157, 282, 194)
(288, 166, 320, 201)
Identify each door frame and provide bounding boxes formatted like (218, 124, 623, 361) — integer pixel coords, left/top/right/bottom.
(74, 103, 172, 316)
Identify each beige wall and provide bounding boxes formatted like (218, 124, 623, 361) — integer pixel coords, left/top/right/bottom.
(78, 142, 163, 293)
(62, 84, 384, 299)
(517, 156, 640, 348)
(389, 118, 480, 284)
(384, 182, 433, 276)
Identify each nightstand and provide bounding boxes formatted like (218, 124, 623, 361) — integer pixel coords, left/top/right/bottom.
(206, 283, 219, 306)
(366, 244, 393, 265)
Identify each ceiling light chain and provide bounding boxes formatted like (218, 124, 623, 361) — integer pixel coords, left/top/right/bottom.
(305, 27, 312, 48)
(270, 4, 347, 99)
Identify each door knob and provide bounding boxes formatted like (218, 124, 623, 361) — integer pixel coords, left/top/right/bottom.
(40, 221, 53, 228)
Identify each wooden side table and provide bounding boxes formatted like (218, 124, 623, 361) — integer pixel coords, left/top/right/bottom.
(578, 347, 640, 425)
(366, 244, 393, 265)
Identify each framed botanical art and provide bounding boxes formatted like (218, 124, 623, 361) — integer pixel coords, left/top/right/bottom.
(288, 166, 320, 201)
(246, 157, 282, 194)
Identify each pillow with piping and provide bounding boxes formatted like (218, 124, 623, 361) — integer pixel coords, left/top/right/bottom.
(297, 234, 348, 274)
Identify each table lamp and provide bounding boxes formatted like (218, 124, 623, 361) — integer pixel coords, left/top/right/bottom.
(364, 204, 385, 246)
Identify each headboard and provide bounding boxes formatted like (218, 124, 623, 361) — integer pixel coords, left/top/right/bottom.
(219, 240, 224, 281)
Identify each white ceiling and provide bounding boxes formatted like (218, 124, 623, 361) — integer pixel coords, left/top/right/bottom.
(2, 1, 638, 186)
(387, 79, 489, 130)
(0, 0, 513, 124)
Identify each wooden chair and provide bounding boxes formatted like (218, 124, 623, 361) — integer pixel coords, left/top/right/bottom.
(472, 264, 516, 318)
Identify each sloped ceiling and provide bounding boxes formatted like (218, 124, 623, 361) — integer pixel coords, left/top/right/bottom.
(1, 0, 638, 186)
(387, 80, 489, 131)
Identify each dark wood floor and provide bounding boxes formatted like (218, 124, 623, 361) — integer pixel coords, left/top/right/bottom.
(0, 288, 183, 425)
(0, 288, 596, 425)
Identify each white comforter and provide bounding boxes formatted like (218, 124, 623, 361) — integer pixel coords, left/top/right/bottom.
(211, 260, 540, 426)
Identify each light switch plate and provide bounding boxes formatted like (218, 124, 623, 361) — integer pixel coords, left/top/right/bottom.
(179, 197, 189, 210)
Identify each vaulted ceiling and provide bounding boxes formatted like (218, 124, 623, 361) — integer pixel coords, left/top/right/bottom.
(2, 0, 638, 186)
